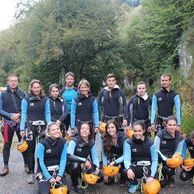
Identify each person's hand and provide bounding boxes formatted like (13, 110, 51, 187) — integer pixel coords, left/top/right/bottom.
(56, 120, 61, 126)
(55, 176, 61, 182)
(84, 160, 92, 169)
(146, 177, 154, 184)
(122, 119, 128, 127)
(11, 113, 20, 121)
(49, 177, 56, 184)
(104, 175, 109, 183)
(94, 168, 99, 175)
(127, 169, 135, 180)
(109, 161, 115, 166)
(95, 128, 99, 133)
(150, 124, 156, 132)
(20, 131, 25, 137)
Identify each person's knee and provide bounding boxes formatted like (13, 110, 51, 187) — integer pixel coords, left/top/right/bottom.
(3, 142, 11, 150)
(180, 170, 191, 181)
(162, 165, 174, 176)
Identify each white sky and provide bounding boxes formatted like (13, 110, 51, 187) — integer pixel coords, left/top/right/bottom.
(0, 0, 17, 31)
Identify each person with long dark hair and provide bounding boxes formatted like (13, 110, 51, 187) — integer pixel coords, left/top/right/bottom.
(102, 120, 126, 185)
(48, 84, 67, 134)
(20, 79, 51, 184)
(66, 123, 100, 194)
(124, 121, 158, 193)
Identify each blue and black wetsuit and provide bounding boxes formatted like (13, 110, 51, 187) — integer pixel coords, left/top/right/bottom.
(124, 136, 158, 185)
(154, 129, 184, 187)
(180, 137, 194, 182)
(20, 94, 51, 174)
(102, 131, 126, 183)
(61, 87, 77, 130)
(66, 136, 99, 188)
(47, 96, 67, 131)
(71, 93, 99, 130)
(98, 85, 127, 127)
(151, 88, 181, 127)
(127, 94, 151, 132)
(36, 137, 67, 194)
(0, 86, 27, 167)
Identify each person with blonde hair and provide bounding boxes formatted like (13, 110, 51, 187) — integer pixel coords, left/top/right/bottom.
(70, 79, 99, 133)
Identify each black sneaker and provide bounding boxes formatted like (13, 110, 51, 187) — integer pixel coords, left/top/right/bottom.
(72, 185, 85, 194)
(0, 166, 9, 177)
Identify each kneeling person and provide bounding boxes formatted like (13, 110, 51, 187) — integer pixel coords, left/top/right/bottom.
(124, 121, 158, 193)
(36, 122, 67, 194)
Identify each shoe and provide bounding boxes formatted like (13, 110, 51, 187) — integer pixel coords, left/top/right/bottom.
(24, 165, 30, 174)
(0, 166, 9, 177)
(27, 173, 35, 184)
(128, 184, 138, 193)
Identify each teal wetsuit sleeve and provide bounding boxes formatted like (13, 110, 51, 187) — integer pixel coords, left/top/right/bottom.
(70, 100, 76, 129)
(175, 139, 184, 155)
(102, 150, 108, 165)
(45, 99, 51, 124)
(58, 143, 67, 177)
(92, 99, 99, 128)
(150, 95, 157, 124)
(181, 141, 187, 158)
(36, 143, 52, 180)
(20, 99, 28, 131)
(150, 144, 158, 177)
(154, 135, 161, 151)
(115, 156, 124, 164)
(174, 95, 181, 125)
(67, 140, 87, 162)
(91, 144, 99, 168)
(124, 141, 131, 169)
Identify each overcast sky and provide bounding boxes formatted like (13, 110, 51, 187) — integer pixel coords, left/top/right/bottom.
(0, 0, 17, 31)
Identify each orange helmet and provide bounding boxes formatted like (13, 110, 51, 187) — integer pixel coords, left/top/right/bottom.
(17, 140, 28, 152)
(50, 185, 68, 194)
(143, 179, 161, 194)
(103, 166, 120, 177)
(83, 173, 99, 185)
(166, 153, 183, 168)
(125, 127, 134, 138)
(183, 158, 194, 169)
(99, 122, 106, 133)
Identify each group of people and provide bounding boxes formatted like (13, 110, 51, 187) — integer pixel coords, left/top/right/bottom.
(0, 72, 192, 194)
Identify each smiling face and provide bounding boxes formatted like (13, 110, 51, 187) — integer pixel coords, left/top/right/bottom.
(106, 77, 116, 89)
(50, 86, 59, 99)
(166, 119, 177, 136)
(137, 83, 146, 97)
(65, 75, 75, 87)
(7, 76, 18, 90)
(106, 122, 117, 137)
(79, 84, 90, 96)
(31, 82, 42, 96)
(133, 124, 144, 139)
(48, 124, 61, 139)
(161, 76, 171, 89)
(80, 123, 91, 139)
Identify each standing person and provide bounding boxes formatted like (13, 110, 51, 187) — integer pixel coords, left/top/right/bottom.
(61, 72, 77, 130)
(36, 122, 68, 194)
(66, 123, 100, 194)
(0, 75, 27, 176)
(154, 116, 184, 188)
(102, 120, 126, 185)
(98, 73, 127, 128)
(179, 131, 194, 184)
(127, 81, 151, 135)
(151, 74, 181, 131)
(48, 84, 67, 134)
(20, 79, 51, 184)
(71, 79, 99, 133)
(124, 121, 158, 193)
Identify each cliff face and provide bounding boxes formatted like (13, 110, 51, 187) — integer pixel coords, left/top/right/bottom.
(179, 27, 194, 113)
